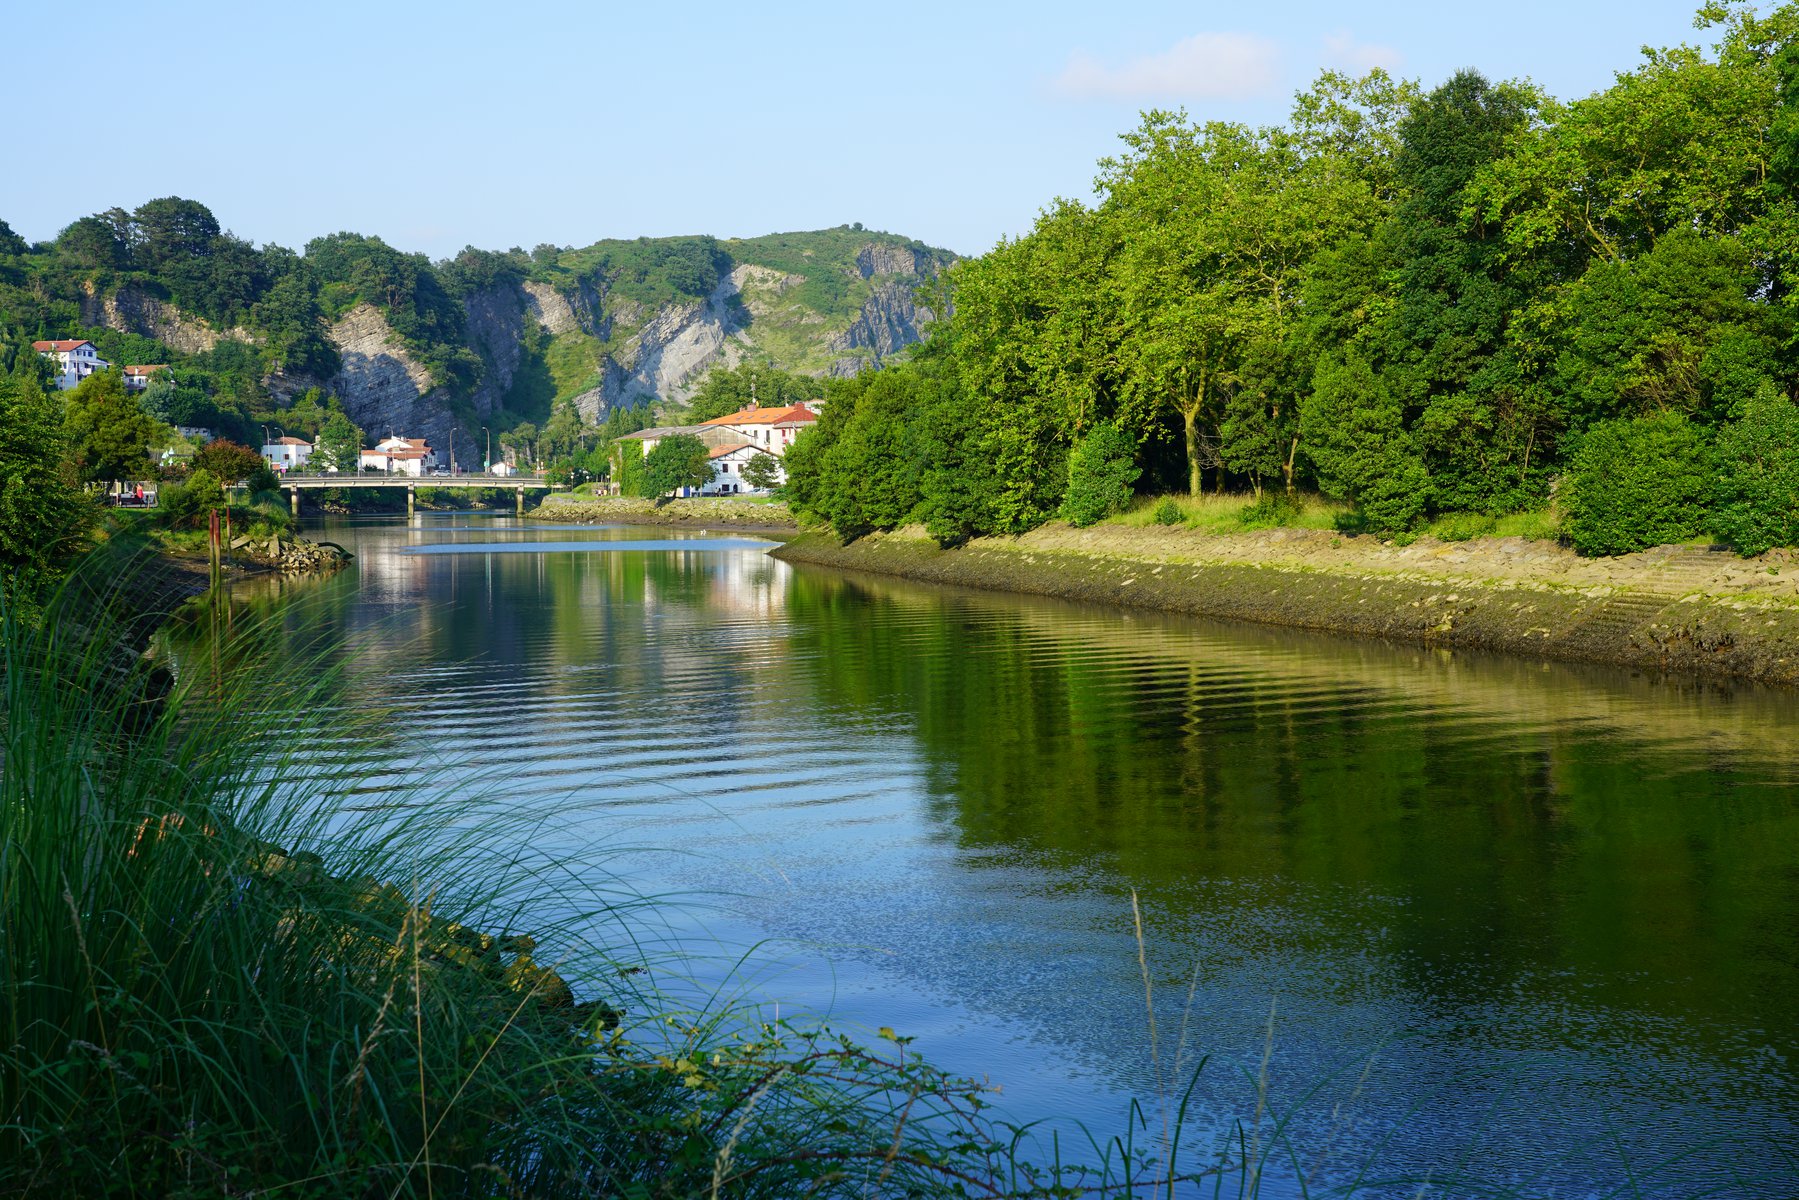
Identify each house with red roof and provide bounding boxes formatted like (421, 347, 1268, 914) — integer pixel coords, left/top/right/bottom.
(123, 365, 168, 392)
(697, 402, 818, 458)
(32, 339, 110, 390)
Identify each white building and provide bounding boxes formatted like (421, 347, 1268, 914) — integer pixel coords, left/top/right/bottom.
(262, 436, 314, 471)
(702, 442, 762, 495)
(698, 402, 818, 457)
(123, 364, 167, 392)
(359, 435, 436, 477)
(32, 340, 110, 390)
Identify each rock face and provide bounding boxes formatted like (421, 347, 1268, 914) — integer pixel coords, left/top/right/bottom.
(124, 233, 954, 447)
(328, 304, 462, 451)
(826, 276, 937, 374)
(82, 283, 255, 355)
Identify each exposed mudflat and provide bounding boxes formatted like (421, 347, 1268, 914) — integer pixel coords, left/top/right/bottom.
(772, 525, 1799, 686)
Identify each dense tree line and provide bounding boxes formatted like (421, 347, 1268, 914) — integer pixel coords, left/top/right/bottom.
(789, 4, 1799, 555)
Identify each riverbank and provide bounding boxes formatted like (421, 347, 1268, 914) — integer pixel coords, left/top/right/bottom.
(533, 494, 798, 533)
(772, 524, 1799, 685)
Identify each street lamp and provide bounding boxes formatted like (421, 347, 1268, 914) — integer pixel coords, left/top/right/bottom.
(482, 427, 491, 474)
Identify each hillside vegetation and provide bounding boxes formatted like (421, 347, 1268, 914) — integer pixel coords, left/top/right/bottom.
(0, 209, 953, 452)
(787, 3, 1799, 558)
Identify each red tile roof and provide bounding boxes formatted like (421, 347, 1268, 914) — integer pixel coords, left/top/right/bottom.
(708, 441, 757, 458)
(699, 404, 818, 428)
(32, 339, 94, 353)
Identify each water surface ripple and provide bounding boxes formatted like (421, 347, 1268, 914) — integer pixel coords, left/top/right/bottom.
(237, 517, 1797, 1197)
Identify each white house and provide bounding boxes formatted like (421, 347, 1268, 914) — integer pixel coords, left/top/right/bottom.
(695, 402, 817, 486)
(262, 436, 314, 471)
(32, 340, 110, 390)
(123, 364, 168, 392)
(702, 442, 763, 495)
(698, 402, 818, 458)
(359, 435, 436, 476)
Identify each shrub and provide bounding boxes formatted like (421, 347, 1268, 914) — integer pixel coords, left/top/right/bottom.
(1710, 385, 1799, 556)
(1563, 412, 1710, 556)
(159, 467, 226, 527)
(1433, 511, 1497, 542)
(1238, 490, 1301, 530)
(1060, 421, 1139, 527)
(1152, 497, 1184, 526)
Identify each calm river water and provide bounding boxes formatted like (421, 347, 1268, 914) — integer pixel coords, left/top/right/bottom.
(235, 516, 1798, 1196)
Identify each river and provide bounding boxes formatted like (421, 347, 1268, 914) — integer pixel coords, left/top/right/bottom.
(227, 515, 1799, 1196)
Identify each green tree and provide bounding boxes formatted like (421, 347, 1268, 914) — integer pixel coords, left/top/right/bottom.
(1563, 412, 1711, 556)
(741, 452, 781, 492)
(314, 410, 364, 473)
(0, 369, 92, 602)
(191, 439, 266, 484)
(1060, 421, 1140, 527)
(687, 362, 825, 423)
(1710, 383, 1799, 555)
(640, 434, 711, 498)
(64, 370, 159, 486)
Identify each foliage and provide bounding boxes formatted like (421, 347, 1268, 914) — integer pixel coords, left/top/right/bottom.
(0, 370, 92, 605)
(776, 15, 1799, 555)
(742, 451, 781, 492)
(190, 438, 264, 484)
(313, 410, 364, 473)
(639, 434, 711, 498)
(1152, 496, 1184, 526)
(1709, 383, 1799, 554)
(687, 361, 826, 423)
(1563, 413, 1712, 555)
(1060, 421, 1139, 526)
(158, 467, 226, 526)
(63, 370, 160, 486)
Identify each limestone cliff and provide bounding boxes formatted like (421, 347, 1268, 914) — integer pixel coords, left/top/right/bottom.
(81, 282, 256, 355)
(326, 304, 464, 455)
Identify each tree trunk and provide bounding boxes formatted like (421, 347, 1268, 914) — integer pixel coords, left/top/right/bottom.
(1183, 406, 1203, 498)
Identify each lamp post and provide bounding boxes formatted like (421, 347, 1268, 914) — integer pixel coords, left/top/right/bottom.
(482, 427, 491, 474)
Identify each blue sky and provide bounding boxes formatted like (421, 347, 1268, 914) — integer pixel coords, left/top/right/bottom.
(2, 0, 1718, 259)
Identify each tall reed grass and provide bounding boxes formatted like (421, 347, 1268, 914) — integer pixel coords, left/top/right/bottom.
(0, 557, 1041, 1198)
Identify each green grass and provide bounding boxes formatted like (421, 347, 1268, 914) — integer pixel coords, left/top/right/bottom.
(1, 556, 1048, 1198)
(1109, 494, 1568, 543)
(1109, 491, 1350, 533)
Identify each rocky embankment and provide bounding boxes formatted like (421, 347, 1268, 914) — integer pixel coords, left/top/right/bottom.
(232, 531, 353, 573)
(534, 495, 796, 531)
(772, 525, 1799, 685)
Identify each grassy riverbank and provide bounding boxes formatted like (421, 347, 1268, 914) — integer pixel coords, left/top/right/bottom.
(772, 523, 1799, 686)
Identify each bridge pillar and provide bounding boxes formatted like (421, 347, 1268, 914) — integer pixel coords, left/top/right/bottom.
(407, 485, 416, 517)
(515, 486, 525, 516)
(288, 486, 299, 518)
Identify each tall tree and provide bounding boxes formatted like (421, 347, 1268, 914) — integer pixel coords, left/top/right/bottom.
(0, 369, 92, 602)
(64, 371, 159, 487)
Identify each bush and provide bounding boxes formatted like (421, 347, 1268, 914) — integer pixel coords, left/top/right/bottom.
(1152, 497, 1184, 526)
(1060, 421, 1139, 527)
(1563, 413, 1710, 556)
(1237, 490, 1301, 530)
(1433, 511, 1498, 542)
(1710, 385, 1799, 556)
(159, 467, 226, 527)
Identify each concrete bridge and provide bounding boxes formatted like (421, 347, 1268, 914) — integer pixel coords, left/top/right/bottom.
(280, 473, 560, 516)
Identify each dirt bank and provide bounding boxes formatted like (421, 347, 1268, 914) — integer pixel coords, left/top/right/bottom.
(533, 495, 797, 533)
(772, 525, 1799, 685)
